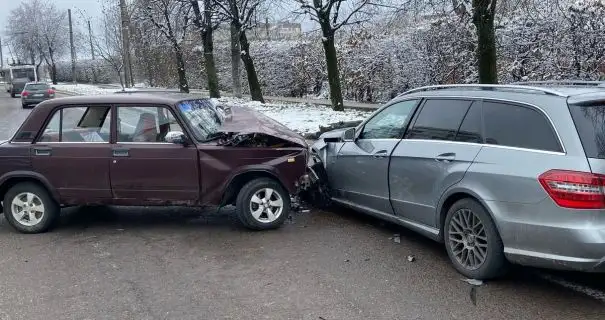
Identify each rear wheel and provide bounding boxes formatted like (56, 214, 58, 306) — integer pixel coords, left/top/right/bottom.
(236, 178, 290, 230)
(2, 182, 60, 234)
(444, 198, 508, 280)
(10, 92, 16, 98)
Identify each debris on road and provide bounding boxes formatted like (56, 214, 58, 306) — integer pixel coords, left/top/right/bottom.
(407, 255, 415, 262)
(393, 234, 401, 243)
(462, 278, 484, 286)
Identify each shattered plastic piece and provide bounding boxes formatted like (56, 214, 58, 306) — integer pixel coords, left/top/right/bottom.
(462, 278, 484, 286)
(393, 234, 401, 243)
(407, 255, 415, 262)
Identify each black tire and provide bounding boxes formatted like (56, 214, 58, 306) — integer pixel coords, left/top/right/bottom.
(2, 182, 60, 234)
(235, 178, 290, 230)
(10, 92, 16, 98)
(444, 198, 508, 280)
(21, 103, 27, 108)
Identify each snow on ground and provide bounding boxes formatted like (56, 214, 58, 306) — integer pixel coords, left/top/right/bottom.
(213, 97, 371, 135)
(54, 84, 372, 135)
(54, 83, 137, 95)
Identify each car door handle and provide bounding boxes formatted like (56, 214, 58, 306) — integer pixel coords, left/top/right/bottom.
(34, 147, 52, 156)
(112, 148, 130, 157)
(435, 152, 456, 162)
(373, 150, 389, 158)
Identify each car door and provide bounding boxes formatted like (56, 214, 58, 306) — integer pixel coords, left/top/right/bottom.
(32, 105, 113, 204)
(329, 99, 420, 214)
(109, 105, 200, 203)
(389, 99, 483, 227)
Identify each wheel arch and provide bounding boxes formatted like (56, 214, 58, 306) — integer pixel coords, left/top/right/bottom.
(0, 171, 59, 208)
(220, 169, 289, 207)
(436, 187, 502, 243)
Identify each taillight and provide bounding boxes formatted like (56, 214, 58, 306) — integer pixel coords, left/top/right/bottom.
(538, 169, 605, 209)
(47, 89, 55, 95)
(21, 91, 29, 97)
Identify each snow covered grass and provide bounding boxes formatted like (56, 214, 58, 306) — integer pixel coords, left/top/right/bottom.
(54, 83, 372, 135)
(212, 97, 372, 135)
(54, 83, 138, 95)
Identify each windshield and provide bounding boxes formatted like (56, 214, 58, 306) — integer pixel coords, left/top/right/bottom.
(177, 99, 225, 141)
(11, 68, 36, 81)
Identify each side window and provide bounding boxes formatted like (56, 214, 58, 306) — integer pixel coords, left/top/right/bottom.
(455, 103, 483, 143)
(38, 106, 111, 143)
(483, 102, 561, 152)
(360, 99, 418, 139)
(117, 106, 184, 143)
(405, 99, 473, 141)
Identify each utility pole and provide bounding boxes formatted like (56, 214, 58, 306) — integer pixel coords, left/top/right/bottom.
(88, 20, 96, 83)
(119, 0, 132, 88)
(0, 37, 3, 69)
(68, 9, 77, 84)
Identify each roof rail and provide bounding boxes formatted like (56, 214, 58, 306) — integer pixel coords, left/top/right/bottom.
(397, 84, 566, 97)
(510, 80, 605, 87)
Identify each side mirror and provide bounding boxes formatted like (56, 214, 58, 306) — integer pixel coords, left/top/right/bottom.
(165, 131, 189, 146)
(343, 128, 356, 142)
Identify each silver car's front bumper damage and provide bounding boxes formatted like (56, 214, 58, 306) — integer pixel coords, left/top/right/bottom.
(297, 146, 333, 208)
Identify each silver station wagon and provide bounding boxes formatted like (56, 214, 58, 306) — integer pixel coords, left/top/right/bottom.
(309, 83, 605, 280)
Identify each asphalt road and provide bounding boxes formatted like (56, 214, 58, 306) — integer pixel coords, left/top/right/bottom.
(1, 91, 604, 320)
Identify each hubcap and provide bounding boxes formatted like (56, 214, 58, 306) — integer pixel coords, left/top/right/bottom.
(249, 188, 284, 223)
(448, 208, 488, 270)
(11, 192, 45, 227)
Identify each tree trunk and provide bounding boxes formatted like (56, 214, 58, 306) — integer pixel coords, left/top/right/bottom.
(321, 35, 344, 111)
(239, 31, 264, 103)
(51, 63, 58, 85)
(192, 0, 220, 98)
(173, 43, 189, 93)
(230, 23, 242, 98)
(473, 0, 498, 84)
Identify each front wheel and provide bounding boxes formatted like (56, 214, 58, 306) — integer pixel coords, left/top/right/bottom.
(444, 198, 508, 280)
(10, 92, 16, 98)
(2, 182, 60, 234)
(236, 178, 290, 230)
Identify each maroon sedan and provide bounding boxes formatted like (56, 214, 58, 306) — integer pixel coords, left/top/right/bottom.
(0, 93, 309, 233)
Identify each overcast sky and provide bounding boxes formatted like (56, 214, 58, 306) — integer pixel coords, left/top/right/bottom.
(0, 0, 102, 31)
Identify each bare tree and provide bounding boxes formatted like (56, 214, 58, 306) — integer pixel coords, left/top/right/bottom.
(5, 0, 68, 84)
(93, 1, 127, 88)
(451, 0, 498, 83)
(190, 0, 222, 98)
(142, 0, 193, 93)
(293, 0, 377, 111)
(214, 0, 265, 102)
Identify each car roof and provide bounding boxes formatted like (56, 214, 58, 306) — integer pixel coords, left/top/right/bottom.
(37, 92, 210, 110)
(390, 84, 605, 103)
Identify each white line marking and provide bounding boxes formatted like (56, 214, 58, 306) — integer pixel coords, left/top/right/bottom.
(538, 273, 605, 302)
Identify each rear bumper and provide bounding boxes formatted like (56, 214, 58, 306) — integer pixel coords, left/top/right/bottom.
(504, 248, 605, 272)
(486, 199, 605, 272)
(22, 98, 50, 104)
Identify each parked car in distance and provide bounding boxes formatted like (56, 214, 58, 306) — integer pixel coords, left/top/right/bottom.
(0, 93, 308, 234)
(21, 82, 55, 108)
(308, 82, 605, 280)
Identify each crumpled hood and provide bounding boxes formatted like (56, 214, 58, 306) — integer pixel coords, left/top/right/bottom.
(218, 105, 307, 148)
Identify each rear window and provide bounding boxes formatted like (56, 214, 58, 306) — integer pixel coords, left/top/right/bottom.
(483, 101, 562, 152)
(25, 83, 49, 90)
(569, 104, 605, 158)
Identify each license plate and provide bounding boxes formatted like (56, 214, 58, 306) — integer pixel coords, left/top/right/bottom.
(33, 94, 43, 97)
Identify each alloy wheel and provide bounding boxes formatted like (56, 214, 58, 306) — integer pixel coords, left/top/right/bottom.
(448, 208, 488, 270)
